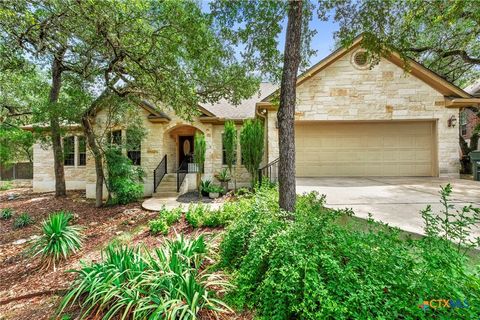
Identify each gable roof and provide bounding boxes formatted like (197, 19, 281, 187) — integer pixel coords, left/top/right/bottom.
(262, 35, 472, 103)
(200, 82, 277, 120)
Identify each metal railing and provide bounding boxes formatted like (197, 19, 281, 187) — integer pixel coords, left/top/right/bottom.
(258, 158, 279, 184)
(176, 158, 188, 192)
(0, 162, 33, 180)
(153, 155, 167, 193)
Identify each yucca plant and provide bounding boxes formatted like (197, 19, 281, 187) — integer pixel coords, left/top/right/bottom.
(59, 235, 232, 320)
(31, 211, 83, 270)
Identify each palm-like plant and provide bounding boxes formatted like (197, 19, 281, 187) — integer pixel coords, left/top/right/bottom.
(31, 211, 83, 270)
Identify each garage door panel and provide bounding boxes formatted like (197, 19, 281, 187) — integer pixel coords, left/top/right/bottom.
(295, 121, 435, 177)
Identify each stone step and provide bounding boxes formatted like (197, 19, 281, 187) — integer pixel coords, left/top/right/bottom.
(153, 191, 179, 198)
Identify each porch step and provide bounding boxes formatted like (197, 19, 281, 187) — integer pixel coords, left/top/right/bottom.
(153, 173, 180, 198)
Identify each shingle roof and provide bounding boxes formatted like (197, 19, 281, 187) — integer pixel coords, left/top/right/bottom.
(200, 82, 277, 119)
(465, 80, 480, 97)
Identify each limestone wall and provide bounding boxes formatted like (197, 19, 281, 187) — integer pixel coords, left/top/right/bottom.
(266, 50, 459, 177)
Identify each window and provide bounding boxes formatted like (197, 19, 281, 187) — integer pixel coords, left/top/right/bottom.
(78, 136, 86, 166)
(111, 130, 122, 145)
(63, 136, 75, 166)
(222, 133, 237, 165)
(127, 130, 141, 166)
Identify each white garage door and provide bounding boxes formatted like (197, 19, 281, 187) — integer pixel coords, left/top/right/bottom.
(295, 121, 436, 177)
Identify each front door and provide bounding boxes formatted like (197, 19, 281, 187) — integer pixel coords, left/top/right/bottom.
(178, 135, 194, 170)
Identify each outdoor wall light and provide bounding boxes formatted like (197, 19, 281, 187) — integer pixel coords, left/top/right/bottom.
(448, 115, 457, 128)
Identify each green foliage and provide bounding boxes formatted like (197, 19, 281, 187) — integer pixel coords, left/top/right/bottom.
(0, 181, 13, 191)
(59, 235, 231, 319)
(0, 126, 34, 165)
(30, 211, 83, 269)
(104, 146, 144, 205)
(223, 120, 237, 176)
(185, 201, 242, 229)
(219, 185, 480, 319)
(13, 212, 33, 229)
(215, 168, 231, 183)
(194, 132, 207, 196)
(204, 184, 224, 194)
(149, 207, 182, 236)
(1, 208, 13, 220)
(200, 179, 212, 196)
(240, 119, 264, 187)
(148, 218, 169, 236)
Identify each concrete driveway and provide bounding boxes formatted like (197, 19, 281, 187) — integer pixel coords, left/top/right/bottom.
(296, 177, 480, 238)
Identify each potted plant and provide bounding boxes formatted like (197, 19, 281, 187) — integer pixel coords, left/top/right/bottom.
(200, 179, 212, 197)
(207, 185, 224, 199)
(215, 168, 231, 192)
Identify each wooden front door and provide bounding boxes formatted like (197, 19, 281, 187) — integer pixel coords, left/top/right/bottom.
(178, 136, 194, 170)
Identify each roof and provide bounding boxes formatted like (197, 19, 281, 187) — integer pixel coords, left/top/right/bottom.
(261, 34, 472, 103)
(465, 80, 480, 97)
(201, 82, 277, 119)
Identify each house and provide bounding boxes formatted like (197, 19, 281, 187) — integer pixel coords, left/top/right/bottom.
(29, 36, 480, 198)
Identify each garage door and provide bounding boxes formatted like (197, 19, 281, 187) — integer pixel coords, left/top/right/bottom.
(295, 121, 436, 177)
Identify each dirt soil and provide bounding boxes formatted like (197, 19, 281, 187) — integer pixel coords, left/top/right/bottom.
(0, 188, 247, 320)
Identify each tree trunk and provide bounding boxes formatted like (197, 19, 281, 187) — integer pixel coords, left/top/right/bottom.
(49, 51, 66, 197)
(82, 115, 104, 207)
(278, 0, 303, 212)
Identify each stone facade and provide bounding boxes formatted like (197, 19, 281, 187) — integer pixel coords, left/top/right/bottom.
(32, 133, 87, 192)
(266, 50, 460, 177)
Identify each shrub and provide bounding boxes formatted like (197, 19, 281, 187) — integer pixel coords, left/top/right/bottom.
(240, 119, 264, 187)
(30, 211, 83, 270)
(105, 147, 144, 205)
(149, 218, 169, 235)
(149, 207, 182, 235)
(200, 179, 212, 196)
(185, 203, 228, 228)
(13, 212, 33, 228)
(1, 208, 13, 220)
(220, 185, 480, 319)
(0, 181, 13, 191)
(59, 234, 231, 319)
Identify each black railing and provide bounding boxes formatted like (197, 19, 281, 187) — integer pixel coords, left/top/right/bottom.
(153, 155, 167, 193)
(258, 158, 279, 184)
(176, 158, 188, 192)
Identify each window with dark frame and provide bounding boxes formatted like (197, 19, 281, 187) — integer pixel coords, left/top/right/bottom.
(78, 136, 86, 166)
(127, 130, 141, 166)
(112, 130, 122, 145)
(63, 136, 75, 166)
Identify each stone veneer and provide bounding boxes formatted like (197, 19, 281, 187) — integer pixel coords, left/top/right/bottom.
(266, 50, 459, 178)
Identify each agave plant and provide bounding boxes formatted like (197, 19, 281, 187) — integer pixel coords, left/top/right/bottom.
(31, 211, 83, 270)
(59, 235, 232, 320)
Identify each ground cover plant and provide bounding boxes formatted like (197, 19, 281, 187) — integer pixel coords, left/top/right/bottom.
(13, 212, 33, 229)
(149, 206, 182, 235)
(1, 207, 13, 220)
(59, 235, 231, 319)
(219, 185, 480, 319)
(185, 202, 239, 228)
(30, 211, 83, 270)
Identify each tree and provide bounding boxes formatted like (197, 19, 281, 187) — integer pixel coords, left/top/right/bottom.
(2, 1, 261, 205)
(324, 0, 480, 86)
(194, 132, 206, 198)
(277, 0, 303, 212)
(223, 120, 237, 191)
(240, 119, 264, 188)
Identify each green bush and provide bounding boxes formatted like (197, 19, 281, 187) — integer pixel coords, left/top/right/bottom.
(0, 181, 13, 191)
(219, 185, 480, 319)
(200, 179, 212, 196)
(149, 218, 169, 235)
(30, 211, 83, 269)
(13, 212, 33, 228)
(1, 208, 13, 220)
(185, 203, 230, 228)
(105, 147, 144, 205)
(59, 234, 231, 319)
(149, 207, 182, 235)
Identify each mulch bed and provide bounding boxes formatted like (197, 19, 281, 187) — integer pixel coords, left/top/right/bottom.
(0, 188, 235, 320)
